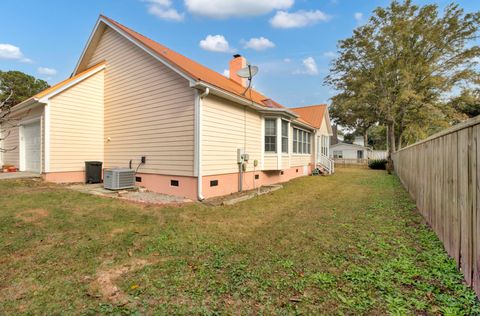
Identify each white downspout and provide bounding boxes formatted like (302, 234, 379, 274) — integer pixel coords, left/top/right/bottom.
(196, 87, 209, 201)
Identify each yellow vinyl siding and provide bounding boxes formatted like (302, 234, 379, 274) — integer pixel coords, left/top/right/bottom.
(202, 95, 262, 176)
(263, 155, 278, 170)
(84, 27, 195, 176)
(48, 70, 104, 172)
(2, 106, 44, 170)
(290, 154, 313, 167)
(318, 116, 329, 135)
(281, 154, 290, 169)
(290, 124, 314, 167)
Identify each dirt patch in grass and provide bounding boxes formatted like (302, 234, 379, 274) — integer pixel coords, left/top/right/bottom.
(90, 258, 153, 305)
(1, 169, 479, 315)
(15, 209, 49, 224)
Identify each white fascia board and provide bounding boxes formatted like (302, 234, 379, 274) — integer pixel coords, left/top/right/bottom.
(38, 64, 106, 103)
(72, 17, 103, 76)
(191, 81, 301, 120)
(324, 110, 333, 135)
(10, 98, 41, 113)
(73, 17, 194, 85)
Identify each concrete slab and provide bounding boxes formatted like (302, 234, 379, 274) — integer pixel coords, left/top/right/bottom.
(67, 183, 192, 205)
(0, 172, 41, 180)
(206, 184, 283, 206)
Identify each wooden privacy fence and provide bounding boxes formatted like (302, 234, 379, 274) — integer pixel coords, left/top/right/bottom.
(392, 116, 480, 297)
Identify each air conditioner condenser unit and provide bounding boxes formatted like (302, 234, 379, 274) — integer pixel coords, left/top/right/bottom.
(104, 168, 136, 190)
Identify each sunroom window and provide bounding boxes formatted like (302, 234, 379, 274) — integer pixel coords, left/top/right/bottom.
(293, 127, 311, 154)
(264, 118, 276, 152)
(281, 120, 289, 153)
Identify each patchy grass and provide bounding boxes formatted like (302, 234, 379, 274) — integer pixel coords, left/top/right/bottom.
(0, 169, 478, 315)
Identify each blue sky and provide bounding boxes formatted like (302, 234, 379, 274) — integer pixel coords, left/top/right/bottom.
(1, 0, 478, 107)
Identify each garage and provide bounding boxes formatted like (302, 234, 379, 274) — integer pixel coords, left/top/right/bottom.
(21, 120, 41, 173)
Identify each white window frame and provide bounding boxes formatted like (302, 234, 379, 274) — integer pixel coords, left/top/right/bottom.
(264, 118, 277, 153)
(292, 127, 311, 155)
(281, 120, 289, 154)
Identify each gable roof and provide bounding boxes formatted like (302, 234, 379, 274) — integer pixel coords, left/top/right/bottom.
(72, 16, 330, 130)
(330, 142, 372, 151)
(12, 61, 106, 110)
(78, 16, 281, 110)
(36, 61, 105, 99)
(290, 104, 327, 129)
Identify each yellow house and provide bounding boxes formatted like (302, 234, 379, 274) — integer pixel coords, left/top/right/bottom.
(1, 15, 334, 200)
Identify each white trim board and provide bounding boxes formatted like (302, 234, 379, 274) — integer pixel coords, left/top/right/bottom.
(38, 64, 106, 103)
(73, 17, 194, 84)
(19, 117, 41, 173)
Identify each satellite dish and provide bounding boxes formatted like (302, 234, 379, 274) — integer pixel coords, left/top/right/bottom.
(237, 65, 259, 79)
(237, 64, 259, 96)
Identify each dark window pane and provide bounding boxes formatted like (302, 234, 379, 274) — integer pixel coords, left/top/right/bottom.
(265, 119, 277, 152)
(281, 120, 288, 153)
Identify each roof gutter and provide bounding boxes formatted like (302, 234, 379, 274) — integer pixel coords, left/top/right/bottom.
(10, 98, 44, 113)
(191, 81, 300, 119)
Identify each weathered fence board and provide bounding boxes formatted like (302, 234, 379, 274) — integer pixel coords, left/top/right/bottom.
(393, 116, 480, 297)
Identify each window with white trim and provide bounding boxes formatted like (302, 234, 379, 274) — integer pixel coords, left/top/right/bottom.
(293, 129, 298, 153)
(281, 120, 289, 153)
(333, 150, 343, 158)
(264, 118, 276, 152)
(293, 127, 311, 154)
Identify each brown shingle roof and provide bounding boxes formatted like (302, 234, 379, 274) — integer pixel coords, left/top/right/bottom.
(73, 16, 326, 130)
(101, 15, 283, 109)
(290, 104, 328, 129)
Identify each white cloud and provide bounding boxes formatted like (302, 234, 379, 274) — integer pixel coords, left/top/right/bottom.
(199, 35, 235, 53)
(145, 0, 184, 21)
(0, 43, 31, 63)
(37, 67, 57, 76)
(354, 12, 363, 24)
(323, 51, 337, 58)
(283, 58, 291, 63)
(294, 57, 319, 75)
(185, 0, 294, 19)
(243, 37, 275, 51)
(270, 10, 330, 28)
(222, 69, 230, 77)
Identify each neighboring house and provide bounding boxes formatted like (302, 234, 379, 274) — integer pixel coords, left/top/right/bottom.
(330, 142, 370, 160)
(330, 135, 387, 161)
(0, 15, 334, 200)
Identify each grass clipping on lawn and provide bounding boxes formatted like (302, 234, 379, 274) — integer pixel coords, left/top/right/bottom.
(0, 169, 479, 315)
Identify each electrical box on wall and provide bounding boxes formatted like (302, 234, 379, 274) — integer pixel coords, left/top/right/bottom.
(237, 148, 244, 164)
(237, 148, 250, 163)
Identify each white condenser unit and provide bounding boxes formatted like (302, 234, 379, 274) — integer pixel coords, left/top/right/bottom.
(104, 168, 136, 190)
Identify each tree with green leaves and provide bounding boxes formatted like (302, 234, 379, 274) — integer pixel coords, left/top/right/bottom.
(449, 88, 480, 118)
(326, 0, 480, 170)
(0, 71, 49, 153)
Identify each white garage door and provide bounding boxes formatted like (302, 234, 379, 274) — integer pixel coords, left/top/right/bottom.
(22, 121, 41, 173)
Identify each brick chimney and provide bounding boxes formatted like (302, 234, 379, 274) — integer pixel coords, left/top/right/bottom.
(229, 54, 247, 87)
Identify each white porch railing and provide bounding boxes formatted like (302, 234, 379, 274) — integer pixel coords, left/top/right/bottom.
(317, 153, 334, 174)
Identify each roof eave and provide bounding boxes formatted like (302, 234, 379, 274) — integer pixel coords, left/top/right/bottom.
(74, 16, 195, 84)
(192, 81, 300, 119)
(10, 97, 44, 113)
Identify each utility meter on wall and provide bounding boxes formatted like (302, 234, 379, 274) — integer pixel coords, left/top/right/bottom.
(237, 149, 249, 163)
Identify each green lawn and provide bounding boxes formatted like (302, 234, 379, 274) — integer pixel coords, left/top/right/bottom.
(0, 168, 478, 315)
